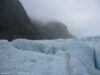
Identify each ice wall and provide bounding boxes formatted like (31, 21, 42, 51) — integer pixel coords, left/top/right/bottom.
(0, 37, 100, 75)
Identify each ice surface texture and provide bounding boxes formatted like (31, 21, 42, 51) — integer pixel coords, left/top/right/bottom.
(0, 37, 100, 75)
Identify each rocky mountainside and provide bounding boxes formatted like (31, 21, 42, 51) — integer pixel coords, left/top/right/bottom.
(0, 0, 40, 41)
(0, 0, 74, 41)
(45, 21, 73, 39)
(33, 20, 74, 39)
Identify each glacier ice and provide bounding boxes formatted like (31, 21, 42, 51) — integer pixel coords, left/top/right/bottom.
(0, 37, 100, 75)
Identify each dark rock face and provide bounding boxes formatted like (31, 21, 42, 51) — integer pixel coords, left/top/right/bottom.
(0, 0, 73, 41)
(45, 22, 74, 39)
(0, 0, 40, 41)
(33, 20, 74, 39)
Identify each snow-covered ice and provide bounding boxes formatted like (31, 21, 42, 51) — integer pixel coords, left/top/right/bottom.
(0, 37, 100, 75)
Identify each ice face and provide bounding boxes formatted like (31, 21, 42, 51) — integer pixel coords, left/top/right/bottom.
(0, 37, 100, 75)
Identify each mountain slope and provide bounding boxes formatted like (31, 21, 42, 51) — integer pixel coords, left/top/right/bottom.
(0, 0, 40, 41)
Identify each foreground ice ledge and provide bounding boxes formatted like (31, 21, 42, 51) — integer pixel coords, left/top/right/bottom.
(0, 37, 100, 75)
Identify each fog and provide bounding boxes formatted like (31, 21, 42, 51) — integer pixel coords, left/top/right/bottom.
(20, 0, 100, 37)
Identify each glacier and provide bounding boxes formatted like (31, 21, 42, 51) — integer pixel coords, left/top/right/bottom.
(0, 37, 100, 75)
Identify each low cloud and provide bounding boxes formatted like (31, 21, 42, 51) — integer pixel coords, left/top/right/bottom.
(20, 0, 100, 37)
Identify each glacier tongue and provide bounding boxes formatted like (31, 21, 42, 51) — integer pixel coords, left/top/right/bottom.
(0, 37, 100, 75)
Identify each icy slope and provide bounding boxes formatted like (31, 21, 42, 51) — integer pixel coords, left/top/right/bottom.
(0, 37, 100, 75)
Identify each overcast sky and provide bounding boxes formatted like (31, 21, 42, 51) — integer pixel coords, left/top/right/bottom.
(20, 0, 100, 37)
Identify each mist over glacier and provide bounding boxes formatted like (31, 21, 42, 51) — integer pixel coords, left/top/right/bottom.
(20, 0, 100, 37)
(1, 0, 100, 75)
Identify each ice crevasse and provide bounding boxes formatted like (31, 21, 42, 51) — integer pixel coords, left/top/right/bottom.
(0, 37, 100, 75)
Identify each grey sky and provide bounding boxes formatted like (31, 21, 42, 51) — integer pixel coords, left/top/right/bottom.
(20, 0, 100, 37)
